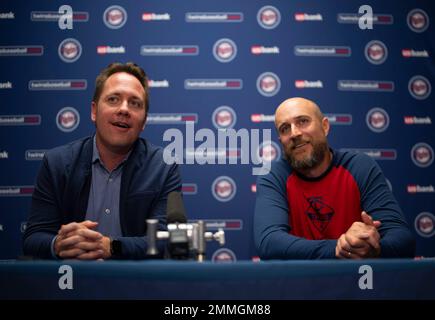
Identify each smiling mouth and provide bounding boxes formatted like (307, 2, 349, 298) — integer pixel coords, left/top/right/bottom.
(112, 121, 130, 129)
(293, 142, 309, 150)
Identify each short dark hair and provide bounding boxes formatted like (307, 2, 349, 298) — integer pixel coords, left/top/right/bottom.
(92, 62, 150, 113)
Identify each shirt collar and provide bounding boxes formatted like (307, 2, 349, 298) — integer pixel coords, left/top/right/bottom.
(92, 135, 132, 170)
(92, 135, 100, 164)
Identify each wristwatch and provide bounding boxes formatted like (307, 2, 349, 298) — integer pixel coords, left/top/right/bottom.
(110, 238, 122, 258)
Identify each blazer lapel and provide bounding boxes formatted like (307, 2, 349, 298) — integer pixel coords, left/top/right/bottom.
(68, 137, 93, 222)
(119, 139, 145, 235)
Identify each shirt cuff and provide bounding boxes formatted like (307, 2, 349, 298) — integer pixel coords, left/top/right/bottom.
(50, 235, 60, 260)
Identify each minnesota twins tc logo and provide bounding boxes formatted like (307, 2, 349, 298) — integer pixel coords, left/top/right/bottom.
(305, 195, 334, 232)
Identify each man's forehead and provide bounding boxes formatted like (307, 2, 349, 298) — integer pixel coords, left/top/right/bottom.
(102, 73, 145, 95)
(276, 107, 313, 124)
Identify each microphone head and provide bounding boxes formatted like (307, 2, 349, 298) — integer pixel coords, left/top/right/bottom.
(166, 191, 187, 224)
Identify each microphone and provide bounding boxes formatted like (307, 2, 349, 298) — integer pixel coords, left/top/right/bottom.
(146, 219, 159, 256)
(146, 191, 187, 258)
(166, 191, 189, 259)
(146, 191, 225, 260)
(166, 191, 187, 224)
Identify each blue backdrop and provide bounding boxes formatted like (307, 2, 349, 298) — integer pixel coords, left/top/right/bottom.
(0, 0, 434, 260)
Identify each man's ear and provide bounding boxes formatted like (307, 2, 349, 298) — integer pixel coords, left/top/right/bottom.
(91, 101, 97, 123)
(322, 117, 330, 137)
(275, 124, 281, 142)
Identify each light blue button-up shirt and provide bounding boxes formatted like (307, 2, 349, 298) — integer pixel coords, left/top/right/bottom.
(85, 136, 130, 237)
(51, 136, 130, 258)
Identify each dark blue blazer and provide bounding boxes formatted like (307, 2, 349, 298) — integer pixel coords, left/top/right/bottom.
(23, 136, 181, 259)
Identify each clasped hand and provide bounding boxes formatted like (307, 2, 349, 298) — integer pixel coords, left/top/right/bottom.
(54, 220, 111, 260)
(335, 211, 381, 259)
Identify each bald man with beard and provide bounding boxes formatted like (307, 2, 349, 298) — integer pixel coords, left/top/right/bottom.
(254, 98, 415, 259)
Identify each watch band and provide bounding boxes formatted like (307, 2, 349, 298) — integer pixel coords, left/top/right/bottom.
(110, 238, 122, 257)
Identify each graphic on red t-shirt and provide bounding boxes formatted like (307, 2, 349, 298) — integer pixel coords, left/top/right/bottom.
(304, 195, 335, 232)
(287, 166, 362, 240)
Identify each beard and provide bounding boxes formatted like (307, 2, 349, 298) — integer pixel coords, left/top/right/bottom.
(283, 137, 328, 171)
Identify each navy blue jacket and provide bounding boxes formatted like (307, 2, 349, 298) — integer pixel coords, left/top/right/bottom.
(23, 136, 181, 259)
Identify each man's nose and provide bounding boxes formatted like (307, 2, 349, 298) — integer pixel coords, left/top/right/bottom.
(289, 124, 302, 138)
(117, 100, 129, 114)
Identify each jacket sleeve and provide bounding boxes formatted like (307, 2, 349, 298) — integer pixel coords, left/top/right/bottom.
(354, 154, 416, 257)
(254, 169, 337, 260)
(117, 162, 182, 259)
(22, 156, 62, 259)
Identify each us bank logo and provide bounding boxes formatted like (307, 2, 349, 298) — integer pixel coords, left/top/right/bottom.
(58, 38, 82, 63)
(213, 38, 237, 63)
(56, 107, 79, 132)
(407, 9, 429, 33)
(365, 40, 388, 65)
(415, 212, 435, 238)
(401, 49, 429, 58)
(212, 176, 236, 202)
(295, 80, 323, 89)
(407, 184, 434, 194)
(142, 12, 170, 21)
(257, 6, 280, 29)
(411, 143, 433, 168)
(103, 5, 127, 29)
(251, 45, 280, 55)
(148, 79, 170, 88)
(366, 108, 389, 133)
(97, 45, 125, 55)
(294, 13, 323, 22)
(404, 116, 432, 125)
(257, 72, 280, 97)
(251, 114, 275, 123)
(212, 106, 236, 129)
(0, 81, 12, 89)
(408, 76, 431, 100)
(0, 11, 14, 20)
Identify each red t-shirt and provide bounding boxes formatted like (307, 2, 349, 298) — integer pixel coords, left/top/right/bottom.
(287, 166, 361, 239)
